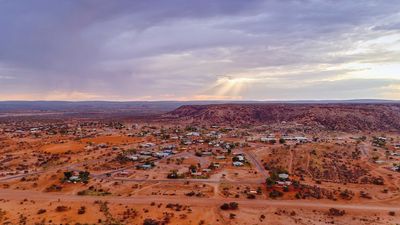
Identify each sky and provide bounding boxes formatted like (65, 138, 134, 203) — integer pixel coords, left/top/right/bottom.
(0, 0, 399, 101)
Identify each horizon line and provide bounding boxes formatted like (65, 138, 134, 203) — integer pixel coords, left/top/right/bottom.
(0, 99, 399, 103)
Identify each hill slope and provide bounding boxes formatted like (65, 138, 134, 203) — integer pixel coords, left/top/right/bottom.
(166, 104, 400, 131)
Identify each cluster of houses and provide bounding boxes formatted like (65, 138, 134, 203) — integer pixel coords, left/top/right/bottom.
(281, 136, 308, 143)
(126, 143, 178, 163)
(275, 173, 292, 186)
(392, 165, 400, 172)
(257, 134, 309, 143)
(232, 153, 246, 167)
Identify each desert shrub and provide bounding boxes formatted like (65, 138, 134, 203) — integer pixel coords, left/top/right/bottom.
(143, 218, 160, 225)
(220, 203, 230, 210)
(45, 184, 62, 192)
(229, 202, 239, 210)
(266, 177, 275, 187)
(55, 205, 69, 212)
(269, 190, 283, 198)
(77, 189, 111, 196)
(247, 193, 256, 199)
(328, 208, 345, 216)
(283, 186, 289, 192)
(339, 189, 353, 200)
(167, 170, 184, 179)
(372, 177, 384, 185)
(220, 202, 239, 210)
(78, 206, 86, 214)
(37, 209, 46, 214)
(78, 171, 90, 183)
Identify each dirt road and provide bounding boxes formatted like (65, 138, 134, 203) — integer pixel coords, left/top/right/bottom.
(0, 189, 398, 212)
(241, 149, 269, 178)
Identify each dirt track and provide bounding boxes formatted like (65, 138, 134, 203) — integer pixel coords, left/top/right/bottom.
(0, 189, 399, 212)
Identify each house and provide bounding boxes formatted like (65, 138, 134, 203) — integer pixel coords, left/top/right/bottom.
(191, 172, 203, 176)
(154, 152, 169, 158)
(246, 137, 258, 142)
(294, 137, 308, 143)
(127, 154, 139, 161)
(69, 176, 80, 183)
(282, 136, 296, 141)
(390, 152, 400, 157)
(224, 143, 233, 149)
(202, 151, 213, 156)
(140, 155, 152, 160)
(260, 137, 275, 142)
(391, 166, 400, 172)
(186, 132, 200, 136)
(282, 136, 308, 142)
(162, 145, 176, 151)
(375, 160, 385, 164)
(278, 173, 289, 180)
(221, 149, 229, 154)
(137, 164, 153, 170)
(182, 140, 192, 145)
(139, 151, 152, 156)
(98, 143, 108, 148)
(118, 171, 129, 176)
(30, 128, 40, 133)
(163, 149, 174, 154)
(140, 143, 156, 148)
(276, 181, 292, 186)
(213, 163, 220, 168)
(206, 131, 221, 138)
(215, 155, 226, 160)
(236, 155, 245, 162)
(233, 161, 244, 167)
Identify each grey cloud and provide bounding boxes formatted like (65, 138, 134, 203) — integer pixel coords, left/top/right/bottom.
(242, 79, 400, 100)
(0, 0, 399, 100)
(373, 22, 400, 31)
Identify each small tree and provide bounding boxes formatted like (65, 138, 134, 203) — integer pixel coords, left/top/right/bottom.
(229, 202, 239, 210)
(77, 206, 86, 214)
(63, 171, 73, 180)
(269, 190, 283, 199)
(328, 208, 345, 216)
(189, 165, 197, 173)
(167, 170, 180, 179)
(79, 171, 90, 183)
(143, 218, 160, 225)
(283, 186, 289, 192)
(220, 203, 230, 210)
(266, 177, 275, 187)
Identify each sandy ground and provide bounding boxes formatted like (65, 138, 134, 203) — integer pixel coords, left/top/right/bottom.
(1, 121, 399, 225)
(0, 189, 399, 224)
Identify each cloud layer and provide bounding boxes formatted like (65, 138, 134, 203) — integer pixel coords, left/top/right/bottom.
(0, 0, 399, 100)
